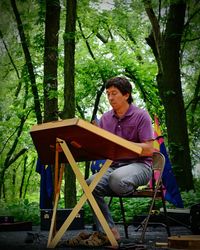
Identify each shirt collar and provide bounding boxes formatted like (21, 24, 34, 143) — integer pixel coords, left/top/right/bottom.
(111, 104, 135, 119)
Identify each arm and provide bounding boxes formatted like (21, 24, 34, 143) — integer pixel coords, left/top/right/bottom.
(134, 140, 154, 157)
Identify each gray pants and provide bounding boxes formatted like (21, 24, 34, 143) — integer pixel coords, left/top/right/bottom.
(86, 163, 152, 232)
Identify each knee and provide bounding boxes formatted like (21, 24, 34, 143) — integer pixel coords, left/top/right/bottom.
(108, 173, 122, 195)
(86, 176, 93, 186)
(109, 172, 136, 196)
(86, 175, 102, 196)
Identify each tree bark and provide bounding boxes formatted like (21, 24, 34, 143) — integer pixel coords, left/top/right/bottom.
(62, 0, 77, 208)
(144, 0, 193, 190)
(43, 0, 60, 123)
(10, 0, 42, 124)
(19, 155, 28, 198)
(0, 75, 29, 197)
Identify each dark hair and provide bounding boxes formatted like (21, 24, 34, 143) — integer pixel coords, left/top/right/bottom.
(105, 76, 133, 104)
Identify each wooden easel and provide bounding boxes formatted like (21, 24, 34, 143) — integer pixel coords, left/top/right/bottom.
(30, 118, 142, 248)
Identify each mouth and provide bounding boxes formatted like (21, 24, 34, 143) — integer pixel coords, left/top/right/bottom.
(110, 101, 115, 105)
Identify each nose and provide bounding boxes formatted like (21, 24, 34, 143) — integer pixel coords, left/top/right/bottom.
(108, 94, 114, 101)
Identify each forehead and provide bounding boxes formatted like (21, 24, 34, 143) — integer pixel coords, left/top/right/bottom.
(106, 86, 120, 93)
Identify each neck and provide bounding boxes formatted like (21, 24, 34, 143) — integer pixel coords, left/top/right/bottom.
(115, 103, 130, 118)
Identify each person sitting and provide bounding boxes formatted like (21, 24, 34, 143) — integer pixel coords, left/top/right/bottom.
(86, 76, 154, 242)
(66, 76, 154, 247)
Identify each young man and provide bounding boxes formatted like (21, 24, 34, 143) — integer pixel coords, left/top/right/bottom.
(87, 76, 154, 241)
(66, 76, 154, 246)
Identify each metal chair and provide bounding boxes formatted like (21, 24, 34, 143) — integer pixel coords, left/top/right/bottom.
(90, 152, 170, 242)
(107, 151, 171, 242)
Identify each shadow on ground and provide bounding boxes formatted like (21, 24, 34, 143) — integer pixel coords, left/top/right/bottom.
(0, 224, 193, 250)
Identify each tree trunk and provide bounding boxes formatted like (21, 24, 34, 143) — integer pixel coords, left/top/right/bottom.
(145, 0, 193, 190)
(0, 120, 28, 197)
(23, 159, 35, 199)
(62, 0, 77, 208)
(43, 0, 60, 123)
(19, 155, 28, 198)
(10, 0, 42, 124)
(0, 169, 6, 199)
(41, 0, 60, 208)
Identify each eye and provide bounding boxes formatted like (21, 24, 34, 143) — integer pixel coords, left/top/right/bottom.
(106, 90, 118, 97)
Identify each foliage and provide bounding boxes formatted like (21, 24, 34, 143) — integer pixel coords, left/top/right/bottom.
(181, 178, 200, 207)
(0, 0, 200, 204)
(0, 198, 40, 225)
(109, 197, 152, 223)
(0, 178, 199, 226)
(83, 178, 200, 225)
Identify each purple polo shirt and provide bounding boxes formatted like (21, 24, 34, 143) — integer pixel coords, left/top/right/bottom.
(99, 104, 154, 167)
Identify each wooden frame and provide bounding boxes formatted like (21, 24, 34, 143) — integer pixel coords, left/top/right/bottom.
(30, 118, 142, 248)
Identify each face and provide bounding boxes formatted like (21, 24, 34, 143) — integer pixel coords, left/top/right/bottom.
(106, 86, 129, 111)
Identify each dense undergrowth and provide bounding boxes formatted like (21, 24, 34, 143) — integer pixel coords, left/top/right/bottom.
(0, 178, 199, 226)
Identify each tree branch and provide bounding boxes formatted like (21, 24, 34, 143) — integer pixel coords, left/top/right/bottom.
(10, 0, 42, 124)
(8, 148, 28, 167)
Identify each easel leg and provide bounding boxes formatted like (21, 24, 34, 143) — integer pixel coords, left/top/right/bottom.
(47, 193, 59, 246)
(48, 139, 118, 248)
(48, 159, 113, 248)
(59, 139, 118, 247)
(47, 144, 64, 246)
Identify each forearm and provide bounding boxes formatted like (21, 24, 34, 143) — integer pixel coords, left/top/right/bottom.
(134, 140, 154, 156)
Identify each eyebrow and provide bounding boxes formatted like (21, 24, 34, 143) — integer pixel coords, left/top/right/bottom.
(106, 89, 118, 93)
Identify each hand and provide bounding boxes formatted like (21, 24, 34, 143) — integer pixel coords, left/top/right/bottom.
(91, 120, 98, 126)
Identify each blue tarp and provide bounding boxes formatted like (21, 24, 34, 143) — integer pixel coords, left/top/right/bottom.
(159, 141, 184, 208)
(154, 116, 184, 208)
(36, 158, 53, 209)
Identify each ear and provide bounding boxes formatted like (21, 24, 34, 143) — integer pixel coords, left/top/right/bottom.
(124, 93, 130, 101)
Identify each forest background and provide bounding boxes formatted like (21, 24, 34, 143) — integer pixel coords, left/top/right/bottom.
(0, 0, 200, 225)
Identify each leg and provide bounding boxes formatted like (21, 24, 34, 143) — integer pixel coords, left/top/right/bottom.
(86, 168, 120, 240)
(109, 163, 152, 195)
(108, 163, 152, 240)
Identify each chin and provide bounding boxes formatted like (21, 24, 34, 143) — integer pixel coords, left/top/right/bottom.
(111, 103, 116, 108)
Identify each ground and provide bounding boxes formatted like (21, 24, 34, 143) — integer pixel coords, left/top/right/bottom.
(0, 223, 193, 250)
